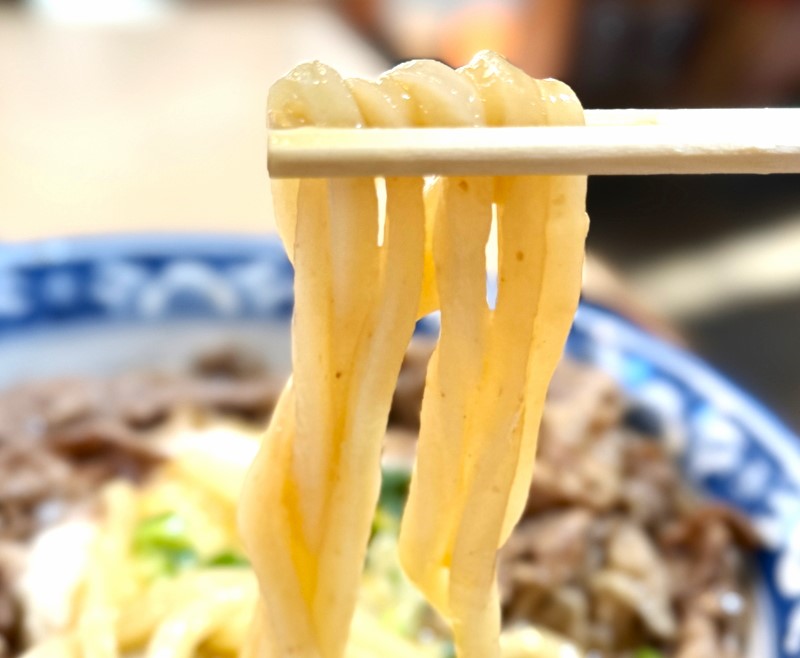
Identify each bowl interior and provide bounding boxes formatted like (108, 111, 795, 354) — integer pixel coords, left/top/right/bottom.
(2, 234, 798, 657)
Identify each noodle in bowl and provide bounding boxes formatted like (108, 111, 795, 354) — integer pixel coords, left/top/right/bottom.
(0, 234, 795, 658)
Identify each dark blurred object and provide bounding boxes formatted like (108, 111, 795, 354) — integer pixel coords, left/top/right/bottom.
(587, 174, 800, 268)
(570, 0, 705, 108)
(681, 0, 800, 107)
(339, 0, 379, 38)
(339, 0, 800, 108)
(571, 0, 800, 108)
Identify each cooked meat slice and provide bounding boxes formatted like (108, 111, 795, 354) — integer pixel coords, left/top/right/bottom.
(596, 522, 676, 639)
(504, 578, 590, 646)
(183, 377, 283, 418)
(0, 446, 72, 506)
(620, 439, 682, 526)
(545, 360, 624, 444)
(661, 503, 760, 552)
(591, 570, 675, 641)
(501, 510, 593, 587)
(528, 430, 623, 513)
(590, 583, 646, 650)
(191, 345, 266, 379)
(499, 511, 596, 645)
(674, 612, 738, 658)
(47, 419, 163, 465)
(606, 522, 669, 581)
(660, 503, 759, 614)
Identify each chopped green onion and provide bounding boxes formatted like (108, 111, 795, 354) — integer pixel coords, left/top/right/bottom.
(378, 467, 412, 519)
(160, 547, 200, 573)
(371, 467, 412, 541)
(133, 512, 194, 552)
(206, 551, 250, 568)
(133, 512, 199, 576)
(136, 546, 199, 577)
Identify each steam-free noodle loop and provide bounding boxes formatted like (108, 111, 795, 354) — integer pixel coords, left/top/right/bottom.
(241, 51, 588, 658)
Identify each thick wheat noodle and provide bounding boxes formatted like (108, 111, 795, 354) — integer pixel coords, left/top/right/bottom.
(238, 60, 430, 658)
(394, 55, 587, 658)
(241, 50, 587, 658)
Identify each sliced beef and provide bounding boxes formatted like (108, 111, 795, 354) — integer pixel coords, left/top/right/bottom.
(0, 348, 758, 658)
(498, 359, 757, 657)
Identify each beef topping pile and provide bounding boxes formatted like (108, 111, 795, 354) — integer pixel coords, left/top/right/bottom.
(499, 360, 758, 658)
(0, 343, 757, 658)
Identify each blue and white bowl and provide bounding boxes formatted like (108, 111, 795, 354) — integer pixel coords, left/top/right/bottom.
(1, 234, 799, 658)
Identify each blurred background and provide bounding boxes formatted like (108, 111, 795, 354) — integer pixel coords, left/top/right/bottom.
(1, 0, 799, 425)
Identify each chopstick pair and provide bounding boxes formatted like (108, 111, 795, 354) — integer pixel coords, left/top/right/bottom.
(268, 108, 800, 178)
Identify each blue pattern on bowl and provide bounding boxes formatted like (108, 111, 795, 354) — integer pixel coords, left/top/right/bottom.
(2, 234, 798, 657)
(0, 235, 294, 334)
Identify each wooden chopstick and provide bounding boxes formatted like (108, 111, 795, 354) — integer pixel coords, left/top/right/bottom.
(267, 108, 800, 178)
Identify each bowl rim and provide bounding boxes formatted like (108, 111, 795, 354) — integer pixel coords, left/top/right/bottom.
(0, 232, 281, 267)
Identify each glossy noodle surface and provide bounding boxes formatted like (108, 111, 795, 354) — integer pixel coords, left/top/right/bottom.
(243, 51, 587, 658)
(241, 62, 430, 658)
(397, 54, 587, 658)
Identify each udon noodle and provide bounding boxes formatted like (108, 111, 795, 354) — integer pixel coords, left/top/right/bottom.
(241, 51, 588, 658)
(11, 50, 759, 658)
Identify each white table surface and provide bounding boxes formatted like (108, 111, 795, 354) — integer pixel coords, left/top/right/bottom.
(0, 2, 387, 241)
